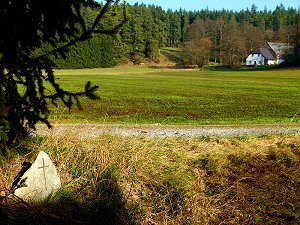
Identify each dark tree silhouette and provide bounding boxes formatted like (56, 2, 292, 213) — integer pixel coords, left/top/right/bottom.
(0, 0, 128, 152)
(294, 13, 300, 65)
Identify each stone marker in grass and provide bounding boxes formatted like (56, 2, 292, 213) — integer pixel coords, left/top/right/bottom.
(12, 151, 61, 202)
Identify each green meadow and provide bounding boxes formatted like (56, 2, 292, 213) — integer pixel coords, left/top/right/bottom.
(50, 66, 300, 124)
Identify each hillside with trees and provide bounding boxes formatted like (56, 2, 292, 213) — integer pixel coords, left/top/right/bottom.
(44, 3, 300, 68)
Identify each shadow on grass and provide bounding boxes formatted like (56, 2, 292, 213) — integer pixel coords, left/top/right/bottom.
(147, 64, 294, 72)
(160, 49, 182, 64)
(203, 64, 282, 71)
(148, 64, 197, 70)
(0, 167, 137, 225)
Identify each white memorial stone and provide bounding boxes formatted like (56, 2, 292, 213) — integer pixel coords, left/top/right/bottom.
(14, 151, 61, 202)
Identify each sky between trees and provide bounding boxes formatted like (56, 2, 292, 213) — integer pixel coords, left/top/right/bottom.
(125, 0, 299, 11)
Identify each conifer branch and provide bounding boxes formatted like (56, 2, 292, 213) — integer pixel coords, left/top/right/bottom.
(32, 0, 129, 62)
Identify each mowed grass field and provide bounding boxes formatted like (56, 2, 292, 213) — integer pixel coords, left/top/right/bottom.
(49, 66, 300, 124)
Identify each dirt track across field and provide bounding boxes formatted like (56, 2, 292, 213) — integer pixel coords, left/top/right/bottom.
(35, 123, 300, 138)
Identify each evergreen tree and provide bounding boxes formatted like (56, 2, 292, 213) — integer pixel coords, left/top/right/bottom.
(124, 4, 145, 64)
(168, 11, 181, 47)
(296, 12, 300, 64)
(142, 7, 156, 61)
(0, 0, 128, 151)
(52, 35, 116, 69)
(151, 6, 168, 48)
(290, 12, 300, 65)
(273, 4, 286, 32)
(180, 9, 190, 42)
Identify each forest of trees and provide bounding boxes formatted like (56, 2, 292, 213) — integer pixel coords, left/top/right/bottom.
(43, 3, 300, 68)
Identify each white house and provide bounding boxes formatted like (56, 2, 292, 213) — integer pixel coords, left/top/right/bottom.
(246, 48, 275, 66)
(246, 42, 292, 66)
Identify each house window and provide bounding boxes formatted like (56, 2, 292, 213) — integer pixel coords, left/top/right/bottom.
(249, 61, 252, 64)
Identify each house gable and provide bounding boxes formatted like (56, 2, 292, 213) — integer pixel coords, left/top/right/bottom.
(265, 42, 288, 55)
(258, 48, 275, 60)
(246, 48, 275, 66)
(265, 42, 292, 64)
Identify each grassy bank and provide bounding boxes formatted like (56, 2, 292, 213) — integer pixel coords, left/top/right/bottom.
(48, 67, 300, 125)
(0, 133, 299, 224)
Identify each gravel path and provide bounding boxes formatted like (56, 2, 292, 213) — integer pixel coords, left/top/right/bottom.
(35, 123, 300, 138)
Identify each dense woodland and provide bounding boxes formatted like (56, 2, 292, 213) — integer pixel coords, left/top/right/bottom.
(43, 3, 300, 68)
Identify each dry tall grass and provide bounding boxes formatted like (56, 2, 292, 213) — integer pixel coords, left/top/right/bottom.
(0, 132, 299, 224)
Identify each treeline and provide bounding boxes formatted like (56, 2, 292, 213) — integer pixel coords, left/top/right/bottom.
(181, 19, 273, 68)
(38, 3, 299, 68)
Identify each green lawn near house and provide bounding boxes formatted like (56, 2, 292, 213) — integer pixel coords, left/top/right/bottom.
(48, 67, 300, 125)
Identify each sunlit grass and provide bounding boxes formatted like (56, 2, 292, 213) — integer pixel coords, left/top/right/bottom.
(48, 67, 300, 125)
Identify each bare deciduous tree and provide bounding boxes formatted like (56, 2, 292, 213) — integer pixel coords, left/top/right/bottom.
(181, 21, 212, 68)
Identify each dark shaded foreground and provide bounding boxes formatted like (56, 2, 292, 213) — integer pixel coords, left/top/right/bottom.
(0, 170, 137, 225)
